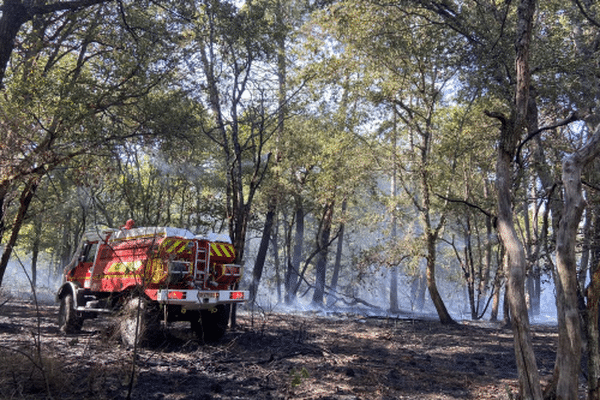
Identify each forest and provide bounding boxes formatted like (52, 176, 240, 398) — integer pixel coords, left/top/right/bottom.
(1, 0, 600, 399)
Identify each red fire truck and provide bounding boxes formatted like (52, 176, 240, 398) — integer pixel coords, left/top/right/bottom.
(56, 220, 247, 345)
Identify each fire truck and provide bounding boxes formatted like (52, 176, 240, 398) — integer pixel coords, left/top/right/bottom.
(56, 220, 247, 345)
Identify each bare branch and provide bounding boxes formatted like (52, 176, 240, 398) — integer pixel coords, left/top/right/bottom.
(434, 193, 495, 219)
(516, 112, 579, 163)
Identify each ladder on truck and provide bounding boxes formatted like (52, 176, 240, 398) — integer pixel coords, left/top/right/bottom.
(194, 243, 209, 288)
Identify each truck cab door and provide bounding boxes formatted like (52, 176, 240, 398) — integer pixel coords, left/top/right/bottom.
(68, 240, 98, 289)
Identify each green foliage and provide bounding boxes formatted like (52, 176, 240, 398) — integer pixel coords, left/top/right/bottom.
(289, 366, 310, 388)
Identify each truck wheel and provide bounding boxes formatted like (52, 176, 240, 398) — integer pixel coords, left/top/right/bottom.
(58, 293, 83, 334)
(191, 305, 230, 343)
(119, 296, 161, 347)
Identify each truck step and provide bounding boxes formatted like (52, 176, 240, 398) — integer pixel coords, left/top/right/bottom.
(76, 306, 112, 313)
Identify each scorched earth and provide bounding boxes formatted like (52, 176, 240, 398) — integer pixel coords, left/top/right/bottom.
(0, 297, 561, 400)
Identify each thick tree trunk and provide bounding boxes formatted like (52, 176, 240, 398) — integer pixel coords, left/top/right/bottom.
(0, 1, 29, 87)
(585, 208, 600, 400)
(494, 1, 542, 398)
(497, 146, 542, 400)
(587, 211, 600, 400)
(553, 155, 585, 400)
(389, 109, 400, 313)
(425, 232, 454, 324)
(554, 126, 600, 400)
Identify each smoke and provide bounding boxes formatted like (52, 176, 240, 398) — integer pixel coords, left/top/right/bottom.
(0, 256, 62, 305)
(246, 263, 558, 325)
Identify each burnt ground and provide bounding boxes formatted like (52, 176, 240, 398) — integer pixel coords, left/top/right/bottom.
(0, 297, 572, 400)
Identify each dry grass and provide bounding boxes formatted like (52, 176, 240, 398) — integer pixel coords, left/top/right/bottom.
(0, 347, 69, 399)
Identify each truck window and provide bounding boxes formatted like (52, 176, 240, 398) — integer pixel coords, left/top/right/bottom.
(82, 242, 98, 263)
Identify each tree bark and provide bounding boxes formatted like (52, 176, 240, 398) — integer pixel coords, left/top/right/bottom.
(555, 126, 600, 400)
(312, 201, 334, 306)
(425, 230, 454, 324)
(586, 210, 600, 400)
(0, 179, 38, 288)
(0, 0, 29, 88)
(249, 205, 276, 303)
(497, 142, 542, 400)
(421, 148, 453, 324)
(389, 108, 400, 313)
(286, 204, 304, 303)
(327, 199, 346, 307)
(492, 1, 542, 398)
(553, 158, 585, 400)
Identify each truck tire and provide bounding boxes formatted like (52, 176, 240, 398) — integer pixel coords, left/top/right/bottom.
(119, 296, 161, 347)
(191, 305, 230, 343)
(58, 293, 83, 334)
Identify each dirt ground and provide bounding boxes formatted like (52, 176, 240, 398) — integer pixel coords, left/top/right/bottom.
(0, 297, 568, 400)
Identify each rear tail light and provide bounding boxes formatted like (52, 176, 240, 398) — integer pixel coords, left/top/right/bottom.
(230, 291, 245, 300)
(168, 291, 186, 300)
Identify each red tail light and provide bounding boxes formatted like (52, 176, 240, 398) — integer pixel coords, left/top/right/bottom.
(230, 291, 244, 300)
(168, 291, 186, 299)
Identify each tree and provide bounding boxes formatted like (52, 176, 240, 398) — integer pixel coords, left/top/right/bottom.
(553, 127, 600, 400)
(182, 0, 279, 265)
(484, 1, 543, 397)
(0, 0, 114, 87)
(321, 0, 459, 323)
(0, 0, 181, 287)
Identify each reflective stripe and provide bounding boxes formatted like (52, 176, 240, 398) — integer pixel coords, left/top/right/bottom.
(210, 243, 233, 258)
(166, 240, 183, 253)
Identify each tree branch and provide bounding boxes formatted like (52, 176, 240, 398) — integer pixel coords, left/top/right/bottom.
(573, 0, 600, 28)
(435, 193, 495, 219)
(515, 112, 579, 163)
(27, 0, 114, 15)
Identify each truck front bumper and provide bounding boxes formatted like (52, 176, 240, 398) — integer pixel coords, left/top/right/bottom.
(156, 289, 248, 310)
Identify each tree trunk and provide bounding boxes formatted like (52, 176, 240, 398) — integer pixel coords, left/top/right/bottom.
(587, 210, 600, 400)
(271, 220, 282, 303)
(410, 268, 427, 312)
(0, 1, 30, 87)
(389, 107, 400, 313)
(249, 205, 276, 304)
(327, 199, 346, 307)
(30, 214, 42, 289)
(312, 201, 334, 306)
(523, 185, 537, 316)
(554, 126, 600, 400)
(497, 141, 542, 400)
(0, 179, 38, 288)
(490, 249, 505, 322)
(492, 1, 542, 398)
(420, 139, 452, 323)
(425, 232, 454, 324)
(286, 205, 304, 303)
(554, 157, 584, 400)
